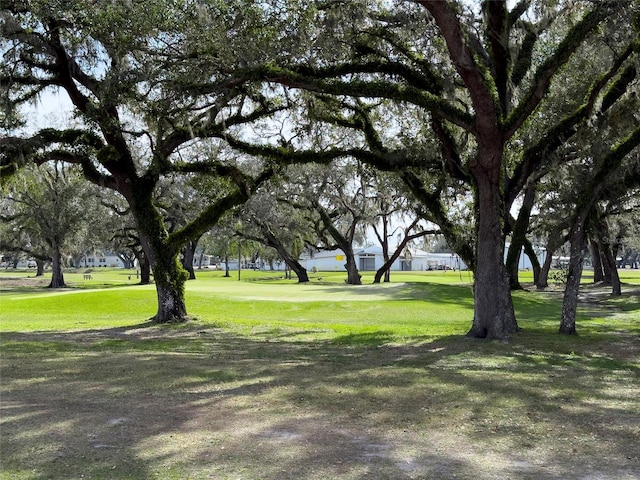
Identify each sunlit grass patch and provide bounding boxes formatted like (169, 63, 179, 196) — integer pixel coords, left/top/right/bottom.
(0, 286, 156, 331)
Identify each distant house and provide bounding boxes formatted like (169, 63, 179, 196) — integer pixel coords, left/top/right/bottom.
(300, 246, 467, 272)
(82, 252, 126, 268)
(301, 244, 546, 272)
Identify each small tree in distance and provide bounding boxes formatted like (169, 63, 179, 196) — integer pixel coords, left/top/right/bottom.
(1, 163, 98, 287)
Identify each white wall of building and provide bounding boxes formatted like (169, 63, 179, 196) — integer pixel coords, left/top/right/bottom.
(81, 253, 125, 268)
(301, 244, 546, 272)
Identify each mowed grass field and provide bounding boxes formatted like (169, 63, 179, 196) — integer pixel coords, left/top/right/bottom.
(1, 268, 639, 480)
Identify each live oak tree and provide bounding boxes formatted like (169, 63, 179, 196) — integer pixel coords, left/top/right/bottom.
(526, 24, 640, 334)
(0, 199, 47, 275)
(209, 0, 638, 338)
(3, 0, 639, 334)
(359, 168, 435, 284)
(558, 129, 640, 335)
(236, 188, 312, 283)
(0, 0, 280, 321)
(530, 82, 640, 334)
(503, 5, 640, 290)
(0, 163, 97, 287)
(98, 190, 153, 281)
(606, 200, 640, 270)
(589, 205, 622, 295)
(280, 162, 370, 285)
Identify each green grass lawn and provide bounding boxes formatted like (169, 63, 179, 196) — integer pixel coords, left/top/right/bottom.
(1, 267, 638, 338)
(1, 268, 639, 479)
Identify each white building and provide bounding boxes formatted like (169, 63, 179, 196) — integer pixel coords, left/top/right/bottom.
(504, 243, 548, 270)
(301, 243, 546, 272)
(81, 252, 126, 268)
(300, 246, 468, 272)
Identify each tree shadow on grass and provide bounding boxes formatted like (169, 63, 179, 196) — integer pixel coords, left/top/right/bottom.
(1, 322, 639, 480)
(514, 286, 640, 340)
(292, 281, 475, 305)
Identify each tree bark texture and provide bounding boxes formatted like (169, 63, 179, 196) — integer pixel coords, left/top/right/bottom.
(590, 241, 605, 283)
(560, 227, 585, 335)
(137, 251, 151, 284)
(48, 242, 66, 288)
(132, 189, 189, 323)
(505, 183, 536, 290)
(344, 254, 362, 285)
(148, 245, 188, 323)
(467, 160, 519, 339)
(35, 259, 45, 277)
(182, 240, 197, 280)
(259, 224, 309, 283)
(591, 211, 621, 295)
(537, 247, 553, 290)
(601, 244, 621, 296)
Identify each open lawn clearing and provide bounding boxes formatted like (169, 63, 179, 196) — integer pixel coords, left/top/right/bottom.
(1, 271, 639, 479)
(1, 322, 639, 480)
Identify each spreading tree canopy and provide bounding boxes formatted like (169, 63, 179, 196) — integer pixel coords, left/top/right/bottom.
(1, 0, 287, 321)
(2, 0, 639, 336)
(204, 0, 640, 338)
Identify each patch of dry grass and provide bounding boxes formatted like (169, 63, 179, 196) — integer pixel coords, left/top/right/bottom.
(2, 318, 639, 480)
(2, 272, 639, 479)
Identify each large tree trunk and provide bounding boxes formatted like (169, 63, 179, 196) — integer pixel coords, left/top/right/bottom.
(154, 272, 188, 322)
(139, 251, 151, 284)
(344, 251, 362, 285)
(601, 243, 621, 296)
(148, 248, 188, 323)
(259, 224, 309, 283)
(522, 239, 541, 285)
(48, 242, 66, 288)
(505, 242, 524, 290)
(537, 246, 554, 290)
(132, 189, 189, 323)
(506, 183, 536, 290)
(467, 165, 519, 339)
(35, 258, 45, 277)
(133, 248, 151, 284)
(590, 240, 605, 283)
(592, 211, 621, 296)
(560, 226, 585, 335)
(181, 240, 197, 280)
(279, 253, 308, 282)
